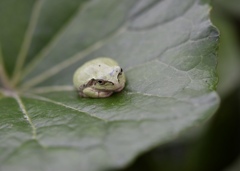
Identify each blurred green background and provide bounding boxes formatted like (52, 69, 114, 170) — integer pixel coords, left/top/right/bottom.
(113, 1, 240, 171)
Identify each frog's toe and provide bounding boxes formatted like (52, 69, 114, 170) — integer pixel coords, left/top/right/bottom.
(83, 87, 113, 98)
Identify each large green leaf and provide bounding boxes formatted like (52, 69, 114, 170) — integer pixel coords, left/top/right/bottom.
(0, 0, 219, 171)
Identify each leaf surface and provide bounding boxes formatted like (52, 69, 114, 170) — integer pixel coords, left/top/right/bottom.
(0, 0, 219, 171)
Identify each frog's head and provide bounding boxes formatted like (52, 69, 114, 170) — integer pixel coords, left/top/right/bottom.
(91, 66, 126, 92)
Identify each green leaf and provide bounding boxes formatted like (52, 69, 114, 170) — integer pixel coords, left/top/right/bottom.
(0, 0, 219, 171)
(0, 0, 36, 76)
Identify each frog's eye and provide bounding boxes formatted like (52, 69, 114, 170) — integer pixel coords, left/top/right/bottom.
(118, 68, 123, 76)
(97, 80, 105, 85)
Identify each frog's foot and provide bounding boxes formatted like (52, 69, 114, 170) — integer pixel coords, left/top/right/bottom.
(82, 87, 113, 98)
(114, 86, 124, 92)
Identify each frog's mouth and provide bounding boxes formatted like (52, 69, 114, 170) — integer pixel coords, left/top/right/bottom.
(94, 86, 123, 92)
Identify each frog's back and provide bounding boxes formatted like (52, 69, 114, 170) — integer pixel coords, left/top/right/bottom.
(73, 57, 119, 89)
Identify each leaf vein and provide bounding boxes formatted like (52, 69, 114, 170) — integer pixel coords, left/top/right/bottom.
(21, 26, 127, 89)
(24, 93, 108, 122)
(19, 0, 92, 84)
(12, 0, 44, 85)
(128, 0, 195, 31)
(13, 93, 37, 140)
(0, 45, 11, 89)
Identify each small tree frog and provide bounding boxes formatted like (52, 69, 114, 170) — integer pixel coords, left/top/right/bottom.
(73, 57, 126, 98)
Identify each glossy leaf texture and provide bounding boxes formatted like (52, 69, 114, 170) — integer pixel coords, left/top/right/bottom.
(0, 0, 220, 171)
